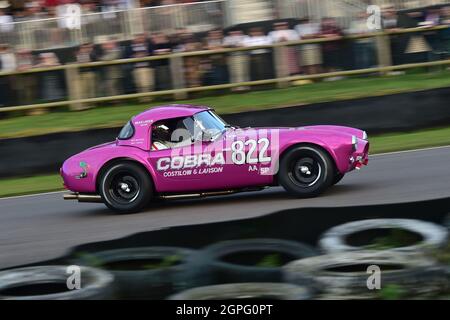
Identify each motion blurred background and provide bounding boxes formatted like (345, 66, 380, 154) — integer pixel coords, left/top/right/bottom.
(0, 0, 449, 301)
(2, 0, 450, 195)
(0, 0, 450, 109)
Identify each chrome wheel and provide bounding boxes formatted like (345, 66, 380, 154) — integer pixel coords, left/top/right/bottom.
(109, 174, 140, 204)
(290, 157, 322, 188)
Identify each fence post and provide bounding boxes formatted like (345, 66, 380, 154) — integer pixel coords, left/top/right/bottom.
(274, 44, 290, 88)
(170, 55, 187, 100)
(65, 65, 83, 110)
(375, 33, 393, 72)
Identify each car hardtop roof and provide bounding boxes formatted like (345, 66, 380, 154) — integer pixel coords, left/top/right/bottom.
(133, 104, 211, 124)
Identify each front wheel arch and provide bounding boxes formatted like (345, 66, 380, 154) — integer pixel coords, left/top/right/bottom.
(277, 143, 336, 197)
(277, 143, 338, 181)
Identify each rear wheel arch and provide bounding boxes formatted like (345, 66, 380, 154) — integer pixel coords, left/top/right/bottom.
(96, 158, 154, 193)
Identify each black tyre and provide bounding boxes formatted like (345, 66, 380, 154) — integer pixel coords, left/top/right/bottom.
(332, 172, 345, 186)
(169, 282, 312, 300)
(72, 247, 209, 299)
(278, 145, 335, 197)
(0, 266, 114, 300)
(319, 219, 448, 254)
(200, 238, 318, 285)
(283, 251, 447, 299)
(99, 162, 153, 213)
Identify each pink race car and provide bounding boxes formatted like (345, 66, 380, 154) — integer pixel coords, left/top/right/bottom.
(62, 105, 369, 213)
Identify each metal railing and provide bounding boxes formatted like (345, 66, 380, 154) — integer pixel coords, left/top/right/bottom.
(372, 0, 450, 10)
(0, 25, 448, 113)
(278, 0, 367, 29)
(277, 0, 450, 27)
(0, 0, 227, 50)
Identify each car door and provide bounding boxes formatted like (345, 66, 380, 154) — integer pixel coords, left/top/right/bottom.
(147, 116, 229, 193)
(218, 127, 276, 189)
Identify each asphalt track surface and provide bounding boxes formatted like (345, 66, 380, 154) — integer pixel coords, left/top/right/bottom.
(1, 146, 450, 269)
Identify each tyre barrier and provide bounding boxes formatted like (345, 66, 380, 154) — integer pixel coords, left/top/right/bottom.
(319, 219, 448, 254)
(168, 282, 312, 300)
(444, 214, 450, 230)
(200, 238, 318, 285)
(0, 266, 114, 300)
(71, 247, 209, 299)
(283, 251, 447, 299)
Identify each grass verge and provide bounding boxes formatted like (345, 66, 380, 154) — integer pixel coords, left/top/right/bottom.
(1, 126, 450, 198)
(1, 70, 450, 139)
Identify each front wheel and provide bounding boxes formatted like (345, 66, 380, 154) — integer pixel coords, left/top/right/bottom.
(99, 162, 153, 213)
(278, 146, 334, 198)
(332, 172, 345, 186)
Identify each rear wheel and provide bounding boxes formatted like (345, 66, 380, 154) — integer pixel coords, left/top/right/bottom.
(99, 162, 152, 213)
(278, 145, 334, 198)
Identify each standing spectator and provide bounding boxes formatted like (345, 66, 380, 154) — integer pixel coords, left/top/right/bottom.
(243, 27, 273, 81)
(441, 6, 450, 59)
(15, 49, 37, 106)
(35, 52, 65, 102)
(0, 43, 16, 107)
(182, 33, 203, 88)
(382, 5, 400, 30)
(152, 31, 172, 90)
(295, 18, 322, 75)
(269, 21, 300, 75)
(320, 17, 344, 74)
(125, 33, 155, 101)
(419, 8, 443, 61)
(347, 11, 375, 70)
(74, 42, 97, 109)
(97, 37, 122, 97)
(203, 29, 228, 85)
(381, 4, 405, 66)
(421, 8, 441, 27)
(223, 29, 249, 90)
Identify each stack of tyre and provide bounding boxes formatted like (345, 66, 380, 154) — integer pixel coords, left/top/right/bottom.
(171, 219, 449, 300)
(285, 219, 449, 300)
(0, 218, 448, 300)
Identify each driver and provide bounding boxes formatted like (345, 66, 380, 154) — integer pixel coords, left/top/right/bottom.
(151, 124, 172, 151)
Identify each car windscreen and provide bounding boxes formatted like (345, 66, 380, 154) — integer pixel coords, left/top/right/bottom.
(118, 121, 135, 140)
(193, 111, 227, 133)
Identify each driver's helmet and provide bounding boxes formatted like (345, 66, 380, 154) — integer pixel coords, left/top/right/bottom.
(152, 123, 171, 143)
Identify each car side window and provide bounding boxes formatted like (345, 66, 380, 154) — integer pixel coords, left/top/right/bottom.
(151, 117, 195, 151)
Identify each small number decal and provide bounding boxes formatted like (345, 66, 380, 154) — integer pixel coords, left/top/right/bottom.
(231, 141, 246, 165)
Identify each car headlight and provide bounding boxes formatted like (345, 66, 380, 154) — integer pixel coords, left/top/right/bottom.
(362, 131, 368, 140)
(352, 135, 358, 151)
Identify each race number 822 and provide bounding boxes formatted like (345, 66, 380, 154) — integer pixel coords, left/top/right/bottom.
(231, 138, 271, 165)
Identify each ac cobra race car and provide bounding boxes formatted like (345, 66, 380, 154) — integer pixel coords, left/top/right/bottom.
(61, 105, 369, 213)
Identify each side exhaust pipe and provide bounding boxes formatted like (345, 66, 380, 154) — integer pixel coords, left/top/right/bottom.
(64, 192, 102, 203)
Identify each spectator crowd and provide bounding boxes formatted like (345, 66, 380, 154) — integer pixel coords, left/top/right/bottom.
(1, 3, 450, 108)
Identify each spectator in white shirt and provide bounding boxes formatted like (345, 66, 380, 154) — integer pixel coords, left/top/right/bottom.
(295, 18, 322, 75)
(269, 21, 300, 75)
(243, 27, 273, 81)
(223, 30, 250, 90)
(0, 43, 16, 107)
(347, 11, 375, 70)
(0, 7, 13, 33)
